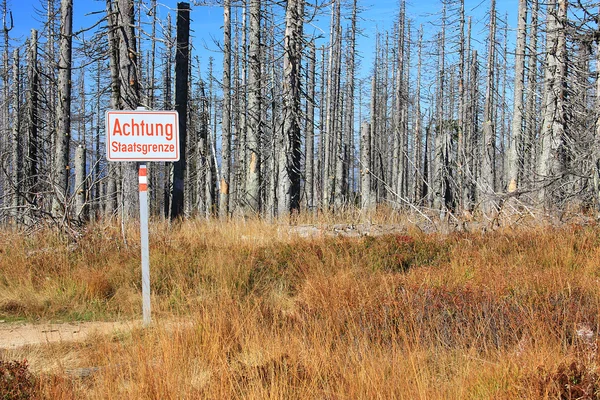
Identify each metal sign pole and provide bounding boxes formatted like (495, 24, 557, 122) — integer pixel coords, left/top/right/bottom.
(139, 163, 151, 325)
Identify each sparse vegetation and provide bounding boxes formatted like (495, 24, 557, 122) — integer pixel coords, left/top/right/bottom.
(2, 217, 600, 398)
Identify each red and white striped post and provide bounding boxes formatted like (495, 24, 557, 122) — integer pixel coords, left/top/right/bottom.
(139, 163, 151, 325)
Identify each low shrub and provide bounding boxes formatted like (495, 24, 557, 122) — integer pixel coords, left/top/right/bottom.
(0, 360, 36, 400)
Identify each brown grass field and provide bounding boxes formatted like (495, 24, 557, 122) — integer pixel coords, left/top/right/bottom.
(1, 212, 600, 399)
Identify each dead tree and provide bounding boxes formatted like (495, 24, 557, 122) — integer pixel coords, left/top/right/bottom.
(507, 0, 528, 195)
(304, 40, 316, 211)
(51, 0, 73, 219)
(116, 0, 140, 220)
(537, 0, 567, 207)
(245, 0, 261, 214)
(219, 0, 231, 218)
(277, 0, 304, 216)
(26, 29, 40, 212)
(104, 0, 120, 218)
(340, 0, 357, 208)
(74, 145, 87, 219)
(169, 2, 190, 220)
(479, 0, 497, 214)
(10, 48, 20, 222)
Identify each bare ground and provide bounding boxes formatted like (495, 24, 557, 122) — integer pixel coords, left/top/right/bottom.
(0, 320, 141, 350)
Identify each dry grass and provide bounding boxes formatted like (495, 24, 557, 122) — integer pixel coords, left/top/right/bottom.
(1, 216, 600, 398)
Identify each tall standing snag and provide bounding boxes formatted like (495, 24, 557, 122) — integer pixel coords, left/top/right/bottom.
(479, 0, 497, 214)
(340, 0, 357, 208)
(10, 48, 20, 221)
(219, 0, 231, 218)
(52, 0, 73, 219)
(305, 40, 316, 211)
(104, 0, 120, 218)
(116, 0, 141, 220)
(537, 0, 567, 207)
(507, 0, 528, 195)
(26, 29, 39, 211)
(1, 1, 12, 209)
(169, 2, 190, 220)
(594, 5, 600, 215)
(245, 0, 261, 214)
(277, 0, 304, 216)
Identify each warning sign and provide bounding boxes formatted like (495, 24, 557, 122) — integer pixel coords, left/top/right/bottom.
(106, 110, 180, 161)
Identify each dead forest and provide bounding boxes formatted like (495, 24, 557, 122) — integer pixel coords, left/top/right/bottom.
(0, 0, 598, 227)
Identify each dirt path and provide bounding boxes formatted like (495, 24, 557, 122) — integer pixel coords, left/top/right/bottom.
(0, 320, 141, 349)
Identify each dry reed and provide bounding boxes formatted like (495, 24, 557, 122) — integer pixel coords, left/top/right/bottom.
(0, 217, 599, 398)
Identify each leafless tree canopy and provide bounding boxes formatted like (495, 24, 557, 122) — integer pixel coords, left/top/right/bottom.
(1, 0, 599, 228)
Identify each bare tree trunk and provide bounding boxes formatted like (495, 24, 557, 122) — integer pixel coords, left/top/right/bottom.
(26, 29, 39, 209)
(116, 0, 140, 220)
(433, 5, 453, 213)
(360, 121, 373, 211)
(525, 0, 539, 187)
(361, 70, 377, 211)
(341, 0, 357, 209)
(537, 0, 567, 207)
(498, 17, 509, 191)
(10, 48, 20, 221)
(146, 0, 158, 214)
(322, 1, 340, 210)
(456, 0, 466, 210)
(92, 61, 102, 219)
(267, 52, 278, 219)
(316, 45, 326, 209)
(44, 0, 57, 189)
(479, 0, 497, 214)
(245, 0, 261, 214)
(229, 7, 240, 213)
(377, 34, 387, 203)
(1, 1, 12, 210)
(104, 0, 119, 218)
(594, 6, 600, 216)
(424, 120, 432, 206)
(413, 26, 424, 204)
(115, 0, 140, 108)
(401, 20, 411, 202)
(219, 0, 231, 218)
(467, 48, 479, 208)
(168, 2, 190, 220)
(331, 1, 344, 210)
(305, 40, 316, 211)
(74, 144, 87, 220)
(206, 58, 216, 216)
(160, 14, 174, 217)
(277, 0, 304, 216)
(507, 0, 528, 194)
(463, 17, 475, 210)
(392, 1, 405, 205)
(236, 1, 248, 210)
(51, 0, 73, 219)
(148, 0, 156, 108)
(195, 70, 210, 217)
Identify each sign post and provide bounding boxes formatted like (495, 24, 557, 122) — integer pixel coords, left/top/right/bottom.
(138, 163, 151, 325)
(106, 107, 179, 326)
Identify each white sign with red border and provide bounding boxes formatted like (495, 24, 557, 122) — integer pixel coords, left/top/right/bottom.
(106, 110, 180, 162)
